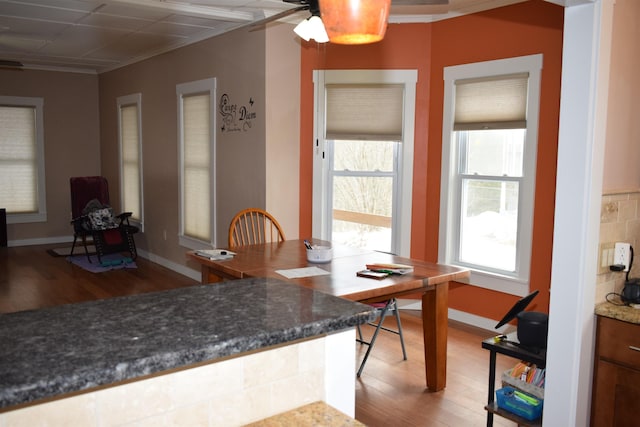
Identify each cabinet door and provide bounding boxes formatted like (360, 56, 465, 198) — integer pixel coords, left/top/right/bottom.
(591, 360, 640, 427)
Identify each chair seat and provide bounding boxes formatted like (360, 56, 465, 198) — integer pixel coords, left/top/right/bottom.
(356, 298, 407, 377)
(369, 302, 388, 308)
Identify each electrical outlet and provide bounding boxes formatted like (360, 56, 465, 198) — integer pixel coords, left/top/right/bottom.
(614, 242, 631, 272)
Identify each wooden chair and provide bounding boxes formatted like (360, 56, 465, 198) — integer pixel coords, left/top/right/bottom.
(228, 208, 286, 248)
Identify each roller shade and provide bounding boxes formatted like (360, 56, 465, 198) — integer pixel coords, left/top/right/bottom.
(182, 93, 211, 241)
(0, 105, 38, 213)
(120, 103, 141, 221)
(326, 84, 404, 141)
(454, 73, 528, 131)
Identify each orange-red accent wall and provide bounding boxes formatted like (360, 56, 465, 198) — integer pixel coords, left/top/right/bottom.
(299, 0, 563, 321)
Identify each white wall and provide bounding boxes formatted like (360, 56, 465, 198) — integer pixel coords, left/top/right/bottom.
(545, 1, 613, 425)
(265, 23, 301, 239)
(601, 0, 640, 192)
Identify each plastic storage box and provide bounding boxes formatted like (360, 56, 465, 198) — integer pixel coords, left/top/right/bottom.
(495, 386, 543, 421)
(501, 369, 544, 399)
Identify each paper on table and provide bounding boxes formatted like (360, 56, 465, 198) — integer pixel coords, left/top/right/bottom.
(275, 267, 330, 279)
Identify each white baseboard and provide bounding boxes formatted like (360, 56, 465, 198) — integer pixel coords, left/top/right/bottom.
(12, 236, 202, 282)
(7, 236, 74, 247)
(135, 248, 201, 282)
(396, 298, 422, 310)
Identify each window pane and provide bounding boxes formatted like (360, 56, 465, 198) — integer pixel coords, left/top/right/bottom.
(333, 140, 394, 172)
(122, 163, 140, 218)
(460, 129, 525, 176)
(184, 168, 210, 238)
(332, 176, 392, 252)
(459, 179, 519, 272)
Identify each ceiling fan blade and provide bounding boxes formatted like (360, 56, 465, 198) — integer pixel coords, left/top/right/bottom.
(249, 5, 309, 29)
(392, 0, 448, 4)
(0, 60, 23, 68)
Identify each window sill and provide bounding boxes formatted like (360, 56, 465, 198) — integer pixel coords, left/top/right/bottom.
(454, 268, 530, 297)
(7, 212, 47, 224)
(179, 234, 213, 251)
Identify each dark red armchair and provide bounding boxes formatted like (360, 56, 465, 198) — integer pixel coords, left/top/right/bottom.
(69, 176, 138, 264)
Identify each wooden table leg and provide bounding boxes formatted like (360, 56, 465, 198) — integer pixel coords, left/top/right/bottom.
(201, 266, 224, 284)
(422, 281, 449, 391)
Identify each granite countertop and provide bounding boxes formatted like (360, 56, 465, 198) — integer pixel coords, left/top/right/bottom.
(595, 301, 640, 324)
(0, 277, 377, 410)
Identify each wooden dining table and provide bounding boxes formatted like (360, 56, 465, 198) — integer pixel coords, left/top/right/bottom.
(187, 239, 469, 391)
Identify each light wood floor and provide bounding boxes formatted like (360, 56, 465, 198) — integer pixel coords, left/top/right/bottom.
(1, 244, 517, 426)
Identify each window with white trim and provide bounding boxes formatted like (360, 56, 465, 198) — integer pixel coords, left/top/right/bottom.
(313, 70, 417, 256)
(439, 54, 542, 296)
(177, 78, 216, 249)
(117, 93, 143, 230)
(0, 96, 46, 224)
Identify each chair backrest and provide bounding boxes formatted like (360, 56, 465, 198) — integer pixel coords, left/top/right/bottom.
(228, 208, 286, 248)
(70, 176, 110, 218)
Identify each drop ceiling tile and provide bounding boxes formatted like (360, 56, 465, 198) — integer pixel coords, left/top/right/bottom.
(78, 12, 153, 31)
(39, 25, 125, 56)
(0, 1, 90, 24)
(85, 31, 186, 61)
(160, 14, 225, 28)
(144, 20, 222, 37)
(190, 0, 251, 6)
(93, 3, 173, 21)
(0, 0, 101, 13)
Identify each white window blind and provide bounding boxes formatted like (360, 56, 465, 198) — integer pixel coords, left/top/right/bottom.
(326, 84, 404, 141)
(454, 73, 529, 130)
(0, 105, 39, 214)
(182, 93, 211, 242)
(120, 103, 141, 221)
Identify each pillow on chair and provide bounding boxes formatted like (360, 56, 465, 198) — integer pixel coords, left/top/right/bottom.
(87, 207, 119, 230)
(82, 198, 106, 215)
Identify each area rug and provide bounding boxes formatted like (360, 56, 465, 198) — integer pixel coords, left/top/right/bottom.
(48, 245, 96, 257)
(66, 253, 137, 273)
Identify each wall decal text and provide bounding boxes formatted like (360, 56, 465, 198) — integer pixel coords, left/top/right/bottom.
(219, 94, 257, 133)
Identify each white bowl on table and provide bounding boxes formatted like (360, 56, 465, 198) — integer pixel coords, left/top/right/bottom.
(306, 245, 332, 263)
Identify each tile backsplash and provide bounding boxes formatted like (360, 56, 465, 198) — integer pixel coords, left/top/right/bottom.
(596, 190, 640, 303)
